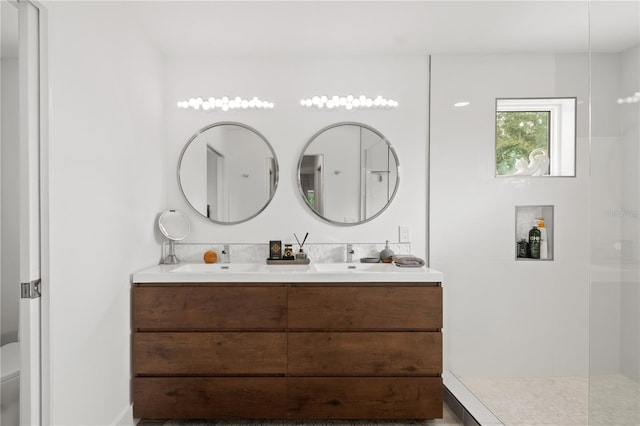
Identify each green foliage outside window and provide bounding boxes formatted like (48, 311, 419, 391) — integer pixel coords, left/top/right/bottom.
(496, 111, 550, 175)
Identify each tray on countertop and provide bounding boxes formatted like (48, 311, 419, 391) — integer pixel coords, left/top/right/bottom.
(266, 258, 311, 265)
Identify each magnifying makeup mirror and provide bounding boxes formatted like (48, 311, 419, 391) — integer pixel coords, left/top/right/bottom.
(158, 210, 191, 264)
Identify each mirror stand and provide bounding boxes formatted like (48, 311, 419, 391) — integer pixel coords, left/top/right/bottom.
(163, 240, 180, 264)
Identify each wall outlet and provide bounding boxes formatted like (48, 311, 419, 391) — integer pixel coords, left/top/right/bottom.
(399, 226, 411, 243)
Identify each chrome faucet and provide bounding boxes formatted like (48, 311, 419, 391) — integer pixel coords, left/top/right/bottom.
(221, 245, 230, 263)
(346, 244, 354, 263)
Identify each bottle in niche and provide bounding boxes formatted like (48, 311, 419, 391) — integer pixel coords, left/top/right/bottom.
(528, 221, 541, 259)
(537, 217, 548, 259)
(517, 239, 529, 258)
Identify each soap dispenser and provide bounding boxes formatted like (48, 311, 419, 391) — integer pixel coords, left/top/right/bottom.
(380, 240, 395, 263)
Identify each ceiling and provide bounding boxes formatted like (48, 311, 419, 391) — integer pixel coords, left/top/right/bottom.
(125, 0, 639, 58)
(2, 1, 638, 59)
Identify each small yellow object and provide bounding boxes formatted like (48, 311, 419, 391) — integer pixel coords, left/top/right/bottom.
(203, 250, 218, 264)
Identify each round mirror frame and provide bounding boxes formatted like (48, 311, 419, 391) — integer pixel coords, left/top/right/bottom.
(177, 121, 279, 225)
(296, 122, 400, 226)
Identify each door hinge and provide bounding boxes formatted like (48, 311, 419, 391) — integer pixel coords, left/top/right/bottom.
(21, 279, 41, 299)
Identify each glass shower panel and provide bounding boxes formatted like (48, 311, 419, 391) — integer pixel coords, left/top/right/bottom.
(431, 2, 592, 425)
(589, 2, 640, 424)
(1, 2, 21, 425)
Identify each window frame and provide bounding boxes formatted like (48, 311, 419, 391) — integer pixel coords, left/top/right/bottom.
(495, 97, 577, 177)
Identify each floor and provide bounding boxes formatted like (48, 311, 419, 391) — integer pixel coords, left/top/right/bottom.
(459, 374, 640, 426)
(137, 403, 463, 426)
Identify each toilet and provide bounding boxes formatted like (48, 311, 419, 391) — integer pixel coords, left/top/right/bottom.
(1, 342, 20, 426)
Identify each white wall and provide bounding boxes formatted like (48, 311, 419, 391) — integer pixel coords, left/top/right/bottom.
(618, 45, 639, 380)
(47, 3, 165, 425)
(431, 54, 591, 377)
(1, 57, 19, 345)
(165, 56, 429, 257)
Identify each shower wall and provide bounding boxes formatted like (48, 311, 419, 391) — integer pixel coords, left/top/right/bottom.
(618, 44, 639, 382)
(430, 52, 590, 378)
(590, 45, 639, 377)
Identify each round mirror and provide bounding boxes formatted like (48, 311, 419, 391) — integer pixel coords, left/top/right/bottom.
(178, 122, 279, 224)
(158, 209, 191, 240)
(297, 122, 399, 225)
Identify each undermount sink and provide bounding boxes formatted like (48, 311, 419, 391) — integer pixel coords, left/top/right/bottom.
(170, 263, 265, 273)
(312, 263, 397, 272)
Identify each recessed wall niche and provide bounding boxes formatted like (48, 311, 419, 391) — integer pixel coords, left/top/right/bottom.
(515, 205, 554, 261)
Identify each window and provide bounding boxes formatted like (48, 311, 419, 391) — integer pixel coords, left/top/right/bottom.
(495, 98, 576, 177)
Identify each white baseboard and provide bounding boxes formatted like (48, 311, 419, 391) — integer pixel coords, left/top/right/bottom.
(112, 404, 135, 426)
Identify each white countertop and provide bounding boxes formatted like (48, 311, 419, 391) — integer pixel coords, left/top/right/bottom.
(132, 262, 444, 283)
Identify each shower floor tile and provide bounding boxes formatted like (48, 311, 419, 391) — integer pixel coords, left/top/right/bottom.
(459, 374, 639, 426)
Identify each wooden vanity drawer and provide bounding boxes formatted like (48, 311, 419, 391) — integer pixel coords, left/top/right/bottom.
(133, 285, 287, 330)
(288, 332, 442, 376)
(133, 377, 287, 419)
(288, 285, 442, 330)
(134, 332, 287, 376)
(288, 377, 443, 419)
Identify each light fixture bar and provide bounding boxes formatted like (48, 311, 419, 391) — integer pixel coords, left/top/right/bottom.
(617, 91, 640, 104)
(177, 96, 275, 111)
(300, 94, 399, 110)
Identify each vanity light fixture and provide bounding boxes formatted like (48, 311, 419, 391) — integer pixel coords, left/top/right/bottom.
(616, 91, 640, 104)
(177, 96, 275, 111)
(299, 94, 399, 110)
(454, 101, 470, 107)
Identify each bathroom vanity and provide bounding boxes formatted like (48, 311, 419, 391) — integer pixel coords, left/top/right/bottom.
(131, 264, 443, 420)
